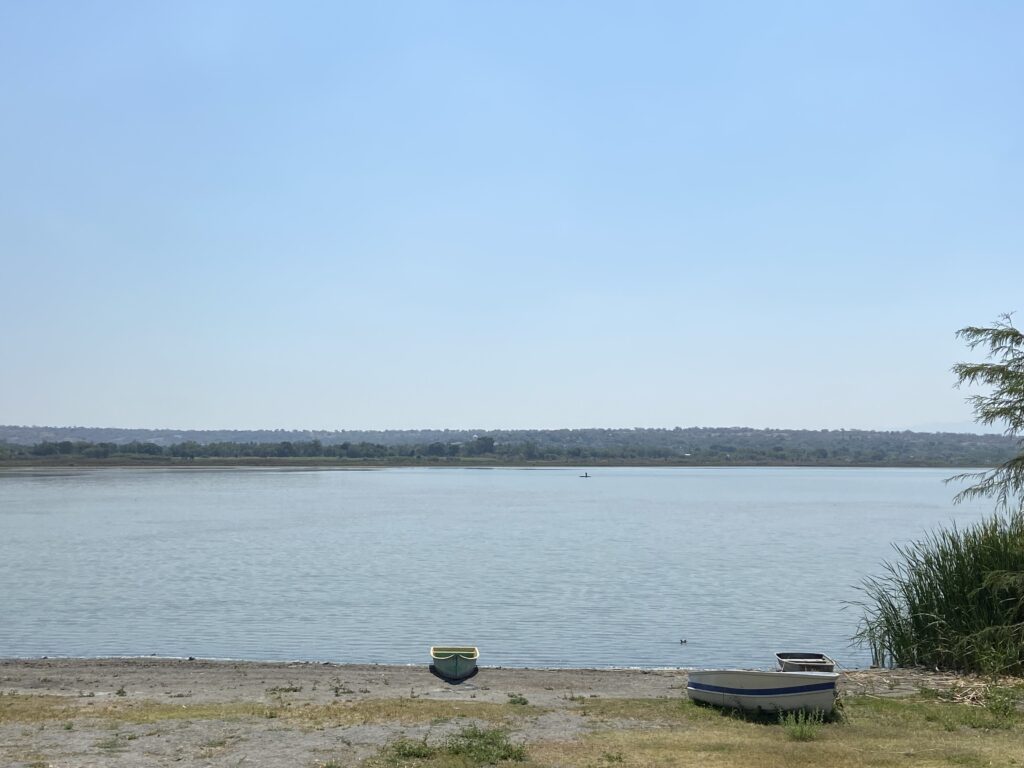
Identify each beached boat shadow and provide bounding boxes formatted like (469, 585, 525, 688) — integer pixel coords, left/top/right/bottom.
(688, 695, 844, 725)
(429, 664, 480, 684)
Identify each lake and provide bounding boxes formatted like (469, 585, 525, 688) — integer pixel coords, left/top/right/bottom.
(0, 466, 991, 669)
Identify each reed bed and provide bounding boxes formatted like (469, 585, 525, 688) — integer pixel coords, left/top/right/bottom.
(857, 510, 1024, 674)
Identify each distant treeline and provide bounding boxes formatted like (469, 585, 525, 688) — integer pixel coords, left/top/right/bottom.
(0, 427, 1017, 467)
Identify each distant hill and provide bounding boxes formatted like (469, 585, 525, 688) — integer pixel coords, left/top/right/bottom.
(0, 424, 1017, 467)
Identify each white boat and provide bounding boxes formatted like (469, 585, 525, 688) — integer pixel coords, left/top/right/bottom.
(687, 669, 838, 712)
(775, 652, 836, 672)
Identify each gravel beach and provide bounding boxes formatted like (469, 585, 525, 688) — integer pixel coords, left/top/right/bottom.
(0, 658, 949, 767)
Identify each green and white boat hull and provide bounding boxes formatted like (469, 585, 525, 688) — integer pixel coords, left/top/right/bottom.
(430, 646, 479, 680)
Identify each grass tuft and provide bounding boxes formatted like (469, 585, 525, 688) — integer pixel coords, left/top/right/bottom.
(392, 738, 438, 759)
(368, 725, 525, 766)
(446, 725, 526, 762)
(984, 684, 1022, 724)
(779, 709, 824, 741)
(0, 694, 73, 724)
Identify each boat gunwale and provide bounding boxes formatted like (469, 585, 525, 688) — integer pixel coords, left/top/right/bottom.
(775, 652, 836, 662)
(688, 671, 839, 684)
(430, 646, 479, 661)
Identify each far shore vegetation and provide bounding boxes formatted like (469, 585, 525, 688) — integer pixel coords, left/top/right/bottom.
(0, 426, 1016, 469)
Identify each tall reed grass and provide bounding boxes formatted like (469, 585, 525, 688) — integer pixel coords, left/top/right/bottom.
(857, 510, 1024, 674)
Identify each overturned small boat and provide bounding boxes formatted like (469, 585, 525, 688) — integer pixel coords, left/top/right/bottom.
(687, 669, 838, 713)
(430, 646, 479, 680)
(775, 652, 836, 672)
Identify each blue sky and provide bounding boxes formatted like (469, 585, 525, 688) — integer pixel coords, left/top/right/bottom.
(2, 1, 1021, 431)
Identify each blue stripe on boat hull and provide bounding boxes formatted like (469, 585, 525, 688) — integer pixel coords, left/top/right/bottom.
(688, 681, 836, 697)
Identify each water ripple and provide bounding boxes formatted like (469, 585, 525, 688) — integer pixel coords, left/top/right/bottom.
(0, 466, 988, 668)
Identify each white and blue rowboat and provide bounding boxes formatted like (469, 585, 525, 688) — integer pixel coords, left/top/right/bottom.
(687, 669, 839, 713)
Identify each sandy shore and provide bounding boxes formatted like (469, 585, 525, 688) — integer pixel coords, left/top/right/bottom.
(0, 658, 950, 767)
(1, 657, 688, 704)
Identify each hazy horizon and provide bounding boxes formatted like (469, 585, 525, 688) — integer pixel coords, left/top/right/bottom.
(3, 3, 1021, 432)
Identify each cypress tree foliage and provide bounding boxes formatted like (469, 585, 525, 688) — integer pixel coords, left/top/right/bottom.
(949, 313, 1024, 512)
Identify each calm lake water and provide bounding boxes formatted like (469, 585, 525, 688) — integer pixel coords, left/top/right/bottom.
(0, 466, 991, 669)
